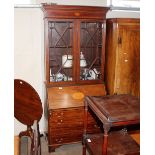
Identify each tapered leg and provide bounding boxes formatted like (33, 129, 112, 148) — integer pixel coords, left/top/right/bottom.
(102, 130, 108, 155)
(102, 124, 111, 155)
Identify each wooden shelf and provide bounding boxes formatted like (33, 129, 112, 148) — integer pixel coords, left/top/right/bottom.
(49, 46, 73, 48)
(84, 131, 140, 155)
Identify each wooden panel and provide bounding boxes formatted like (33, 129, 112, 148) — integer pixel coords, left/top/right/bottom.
(116, 24, 140, 96)
(105, 20, 118, 94)
(47, 84, 106, 109)
(105, 18, 140, 96)
(42, 5, 109, 19)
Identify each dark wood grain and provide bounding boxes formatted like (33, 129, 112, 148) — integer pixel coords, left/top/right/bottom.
(42, 4, 109, 152)
(84, 132, 140, 155)
(42, 4, 109, 86)
(42, 4, 109, 19)
(47, 84, 106, 151)
(83, 94, 140, 155)
(14, 79, 43, 155)
(14, 79, 43, 126)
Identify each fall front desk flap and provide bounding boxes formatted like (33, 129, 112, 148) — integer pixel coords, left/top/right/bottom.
(47, 84, 106, 109)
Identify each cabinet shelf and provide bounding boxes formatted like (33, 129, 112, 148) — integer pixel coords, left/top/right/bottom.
(50, 65, 73, 69)
(84, 131, 140, 155)
(81, 45, 102, 48)
(49, 46, 73, 48)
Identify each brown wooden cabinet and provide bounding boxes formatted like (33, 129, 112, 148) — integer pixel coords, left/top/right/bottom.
(105, 18, 140, 96)
(42, 4, 109, 86)
(46, 84, 106, 152)
(42, 4, 109, 152)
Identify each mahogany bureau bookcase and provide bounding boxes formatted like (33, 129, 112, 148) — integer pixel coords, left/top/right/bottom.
(83, 94, 140, 155)
(42, 4, 109, 152)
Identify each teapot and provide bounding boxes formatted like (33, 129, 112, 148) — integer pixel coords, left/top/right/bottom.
(80, 52, 87, 67)
(56, 73, 64, 81)
(89, 68, 99, 79)
(89, 70, 96, 79)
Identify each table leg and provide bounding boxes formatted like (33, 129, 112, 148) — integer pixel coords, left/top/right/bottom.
(102, 124, 111, 155)
(102, 130, 108, 155)
(83, 100, 88, 155)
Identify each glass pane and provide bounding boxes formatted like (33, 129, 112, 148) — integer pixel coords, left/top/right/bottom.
(48, 21, 74, 82)
(80, 22, 103, 81)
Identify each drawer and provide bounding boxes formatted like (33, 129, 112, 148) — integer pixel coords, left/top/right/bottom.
(48, 108, 84, 128)
(49, 108, 84, 120)
(50, 135, 82, 145)
(48, 128, 83, 145)
(49, 120, 83, 128)
(49, 126, 83, 136)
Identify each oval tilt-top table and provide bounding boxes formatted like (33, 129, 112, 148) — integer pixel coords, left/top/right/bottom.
(14, 79, 43, 155)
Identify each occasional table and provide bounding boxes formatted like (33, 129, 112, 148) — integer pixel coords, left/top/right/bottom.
(14, 79, 43, 155)
(83, 94, 140, 155)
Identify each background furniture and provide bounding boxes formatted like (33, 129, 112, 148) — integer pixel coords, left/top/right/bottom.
(105, 18, 140, 97)
(83, 94, 140, 155)
(14, 79, 43, 155)
(42, 4, 109, 152)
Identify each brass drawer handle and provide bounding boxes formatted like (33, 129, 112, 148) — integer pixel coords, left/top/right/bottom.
(55, 138, 63, 143)
(74, 12, 80, 16)
(94, 124, 100, 128)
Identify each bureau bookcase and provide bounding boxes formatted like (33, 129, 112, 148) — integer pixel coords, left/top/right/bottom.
(42, 4, 109, 152)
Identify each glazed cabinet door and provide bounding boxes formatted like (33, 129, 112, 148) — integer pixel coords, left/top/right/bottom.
(115, 24, 140, 96)
(46, 19, 106, 86)
(78, 20, 106, 84)
(47, 20, 76, 85)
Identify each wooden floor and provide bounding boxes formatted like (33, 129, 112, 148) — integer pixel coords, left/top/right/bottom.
(130, 130, 140, 145)
(14, 136, 19, 155)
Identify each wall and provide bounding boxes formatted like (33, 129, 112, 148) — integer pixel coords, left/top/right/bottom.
(14, 2, 139, 135)
(14, 7, 46, 135)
